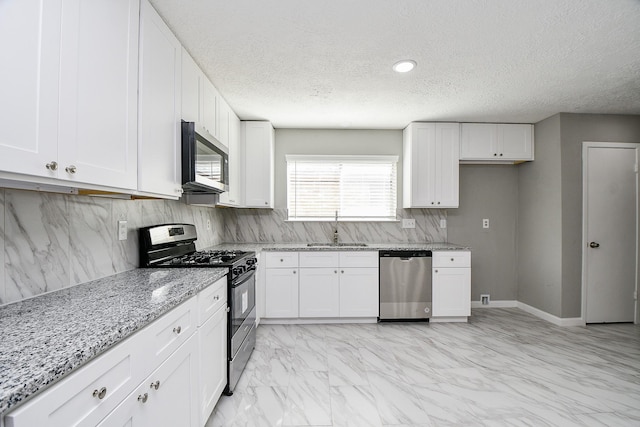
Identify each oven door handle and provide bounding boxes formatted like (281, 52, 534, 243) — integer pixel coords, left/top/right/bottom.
(232, 270, 255, 288)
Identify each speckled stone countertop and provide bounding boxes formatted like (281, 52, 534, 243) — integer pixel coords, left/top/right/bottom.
(0, 267, 226, 416)
(210, 242, 470, 253)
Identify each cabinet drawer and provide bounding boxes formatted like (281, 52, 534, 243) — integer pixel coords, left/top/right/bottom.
(5, 335, 143, 427)
(299, 251, 340, 268)
(141, 297, 197, 379)
(433, 251, 470, 268)
(197, 276, 227, 326)
(265, 252, 299, 268)
(339, 251, 378, 268)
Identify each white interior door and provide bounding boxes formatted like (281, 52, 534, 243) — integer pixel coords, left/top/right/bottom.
(583, 143, 638, 323)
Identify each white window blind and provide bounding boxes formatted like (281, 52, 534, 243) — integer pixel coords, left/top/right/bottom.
(286, 155, 398, 221)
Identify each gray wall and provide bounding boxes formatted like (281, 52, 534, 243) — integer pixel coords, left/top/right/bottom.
(559, 113, 640, 317)
(0, 189, 224, 305)
(517, 113, 640, 319)
(448, 165, 519, 301)
(517, 114, 563, 317)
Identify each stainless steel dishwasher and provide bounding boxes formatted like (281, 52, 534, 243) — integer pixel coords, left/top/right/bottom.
(379, 250, 432, 320)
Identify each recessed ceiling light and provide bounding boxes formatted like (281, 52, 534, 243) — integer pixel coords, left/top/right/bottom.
(392, 60, 416, 73)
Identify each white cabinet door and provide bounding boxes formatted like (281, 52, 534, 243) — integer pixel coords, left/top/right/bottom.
(217, 98, 230, 147)
(403, 122, 459, 208)
(197, 305, 227, 426)
(299, 268, 340, 317)
(145, 335, 198, 427)
(460, 123, 533, 161)
(498, 124, 533, 160)
(265, 268, 299, 318)
(339, 268, 379, 317)
(218, 111, 242, 206)
(137, 0, 182, 198)
(432, 267, 471, 317)
(0, 0, 61, 179)
(243, 121, 274, 208)
(460, 123, 496, 159)
(434, 123, 460, 208)
(181, 49, 202, 125)
(202, 79, 218, 140)
(57, 0, 139, 189)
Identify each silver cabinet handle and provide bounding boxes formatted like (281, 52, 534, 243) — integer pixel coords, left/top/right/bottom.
(138, 393, 148, 403)
(65, 165, 77, 174)
(173, 326, 182, 334)
(150, 380, 160, 390)
(45, 161, 58, 171)
(92, 387, 107, 399)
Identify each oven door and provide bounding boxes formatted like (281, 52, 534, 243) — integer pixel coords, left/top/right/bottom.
(230, 269, 256, 355)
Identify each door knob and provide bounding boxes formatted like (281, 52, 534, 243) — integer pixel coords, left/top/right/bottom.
(589, 242, 600, 248)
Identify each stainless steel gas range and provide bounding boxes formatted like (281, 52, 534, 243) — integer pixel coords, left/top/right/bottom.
(139, 223, 256, 395)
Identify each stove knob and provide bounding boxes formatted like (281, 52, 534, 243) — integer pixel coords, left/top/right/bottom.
(247, 258, 257, 265)
(238, 266, 246, 274)
(232, 267, 240, 276)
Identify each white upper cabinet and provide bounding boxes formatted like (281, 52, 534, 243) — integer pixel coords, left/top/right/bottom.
(218, 111, 242, 206)
(243, 121, 275, 208)
(181, 49, 203, 125)
(57, 0, 140, 189)
(460, 123, 534, 162)
(0, 0, 61, 179)
(202, 79, 219, 141)
(137, 0, 182, 198)
(0, 0, 139, 190)
(403, 122, 460, 208)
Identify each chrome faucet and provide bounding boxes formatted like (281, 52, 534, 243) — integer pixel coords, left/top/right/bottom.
(333, 211, 339, 244)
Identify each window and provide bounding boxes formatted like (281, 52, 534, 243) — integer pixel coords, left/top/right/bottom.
(286, 155, 398, 221)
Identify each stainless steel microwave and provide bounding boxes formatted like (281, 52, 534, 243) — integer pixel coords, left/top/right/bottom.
(181, 121, 229, 194)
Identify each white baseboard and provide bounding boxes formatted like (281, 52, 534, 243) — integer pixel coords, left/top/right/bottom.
(471, 300, 518, 309)
(517, 301, 585, 327)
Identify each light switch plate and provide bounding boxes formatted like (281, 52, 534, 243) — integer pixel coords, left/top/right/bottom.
(118, 220, 127, 241)
(402, 219, 416, 229)
(482, 218, 490, 229)
(440, 219, 447, 228)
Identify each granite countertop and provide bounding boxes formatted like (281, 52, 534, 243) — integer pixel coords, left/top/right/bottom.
(211, 242, 470, 253)
(0, 267, 227, 416)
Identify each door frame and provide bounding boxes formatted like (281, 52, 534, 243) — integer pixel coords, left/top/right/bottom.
(581, 141, 640, 324)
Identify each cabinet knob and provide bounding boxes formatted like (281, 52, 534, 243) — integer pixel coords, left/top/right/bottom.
(213, 295, 220, 301)
(451, 258, 454, 262)
(437, 202, 441, 205)
(45, 161, 58, 171)
(435, 269, 438, 273)
(499, 153, 503, 157)
(431, 202, 435, 205)
(265, 201, 268, 205)
(334, 270, 337, 274)
(494, 153, 497, 156)
(138, 393, 148, 403)
(280, 259, 283, 262)
(65, 165, 77, 174)
(92, 387, 107, 399)
(150, 380, 160, 390)
(341, 270, 344, 274)
(293, 270, 296, 274)
(173, 326, 182, 334)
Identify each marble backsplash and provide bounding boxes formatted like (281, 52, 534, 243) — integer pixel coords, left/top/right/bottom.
(221, 208, 447, 244)
(0, 189, 224, 305)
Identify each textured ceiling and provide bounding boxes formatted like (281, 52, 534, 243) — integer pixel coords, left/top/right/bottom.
(149, 0, 640, 129)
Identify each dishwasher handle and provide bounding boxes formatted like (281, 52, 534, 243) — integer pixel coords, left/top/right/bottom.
(379, 250, 432, 258)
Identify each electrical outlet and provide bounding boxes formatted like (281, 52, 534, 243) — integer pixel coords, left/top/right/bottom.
(206, 219, 211, 231)
(440, 219, 447, 229)
(481, 294, 490, 305)
(482, 218, 490, 229)
(402, 219, 416, 229)
(118, 220, 127, 241)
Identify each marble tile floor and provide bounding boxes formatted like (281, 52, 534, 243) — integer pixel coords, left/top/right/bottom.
(206, 308, 640, 427)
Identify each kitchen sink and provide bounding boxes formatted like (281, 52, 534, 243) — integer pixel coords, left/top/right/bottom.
(306, 242, 368, 247)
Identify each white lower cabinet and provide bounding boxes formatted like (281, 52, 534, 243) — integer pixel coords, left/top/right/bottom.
(264, 251, 378, 320)
(432, 251, 471, 319)
(265, 268, 299, 318)
(99, 334, 198, 427)
(5, 281, 228, 427)
(339, 268, 379, 317)
(299, 268, 340, 317)
(197, 305, 227, 426)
